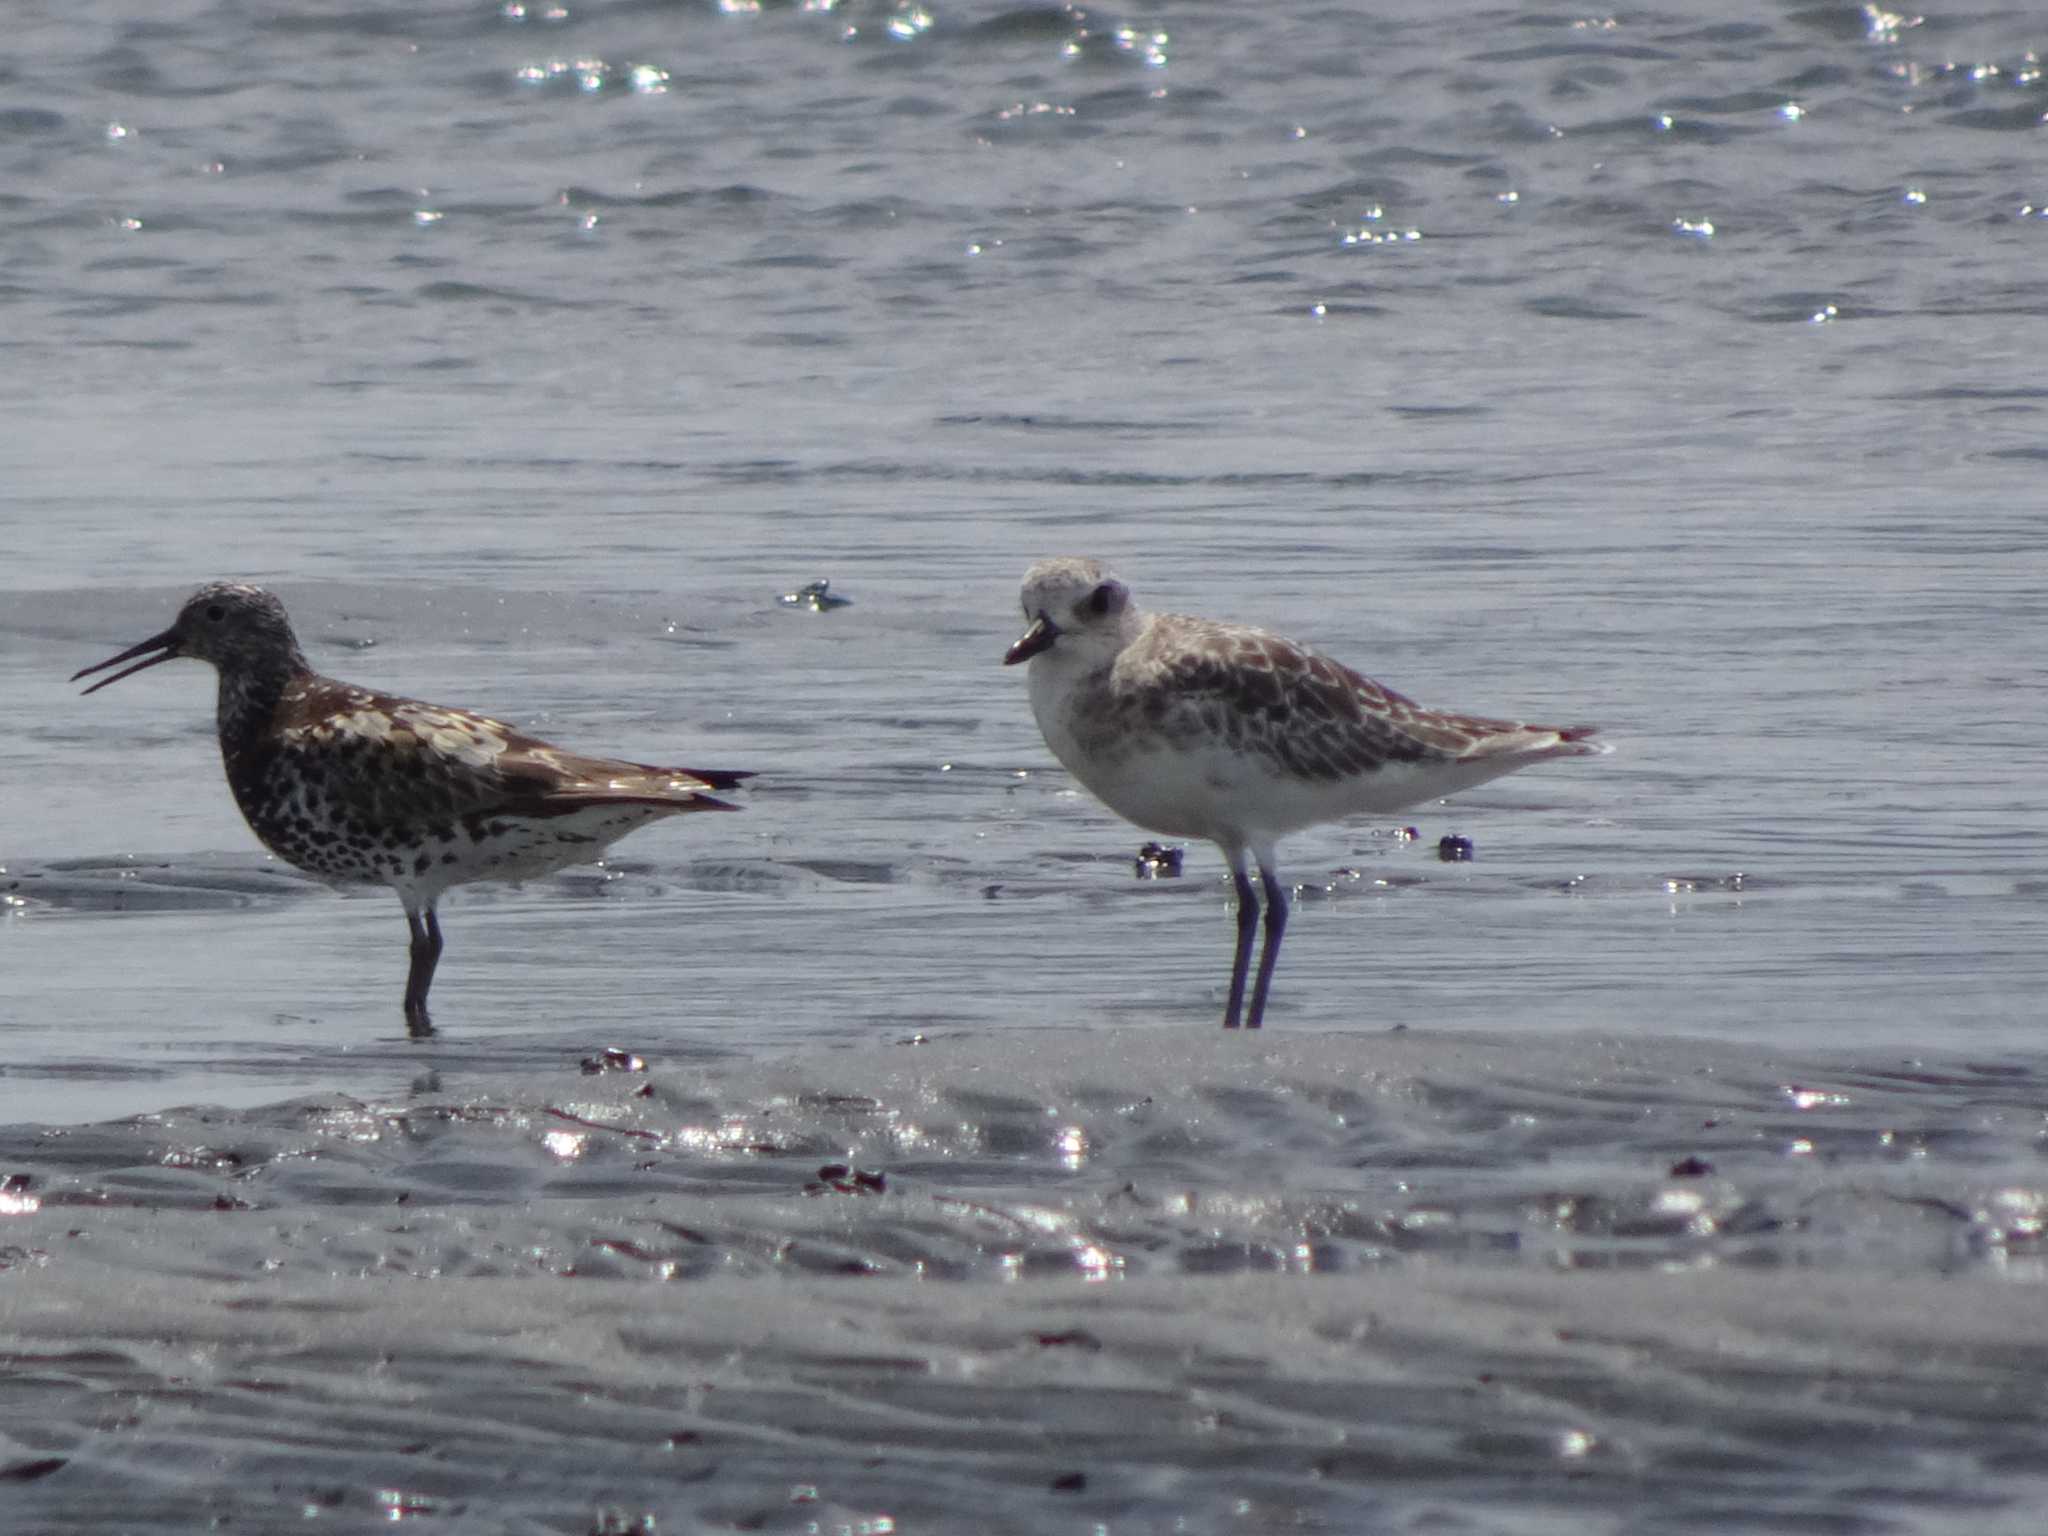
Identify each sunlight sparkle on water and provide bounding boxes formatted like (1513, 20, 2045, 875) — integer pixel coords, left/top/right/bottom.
(674, 1118, 774, 1153)
(1785, 1086, 1850, 1110)
(541, 1130, 588, 1161)
(1861, 5, 1922, 44)
(1062, 24, 1168, 67)
(1114, 27, 1169, 67)
(1057, 1125, 1088, 1170)
(1652, 1188, 1716, 1236)
(377, 1489, 436, 1520)
(996, 101, 1074, 121)
(887, 7, 933, 41)
(515, 57, 613, 90)
(1342, 226, 1421, 247)
(1076, 1244, 1120, 1282)
(1981, 1189, 2045, 1242)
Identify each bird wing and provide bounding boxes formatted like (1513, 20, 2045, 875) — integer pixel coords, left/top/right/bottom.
(279, 685, 741, 824)
(1134, 620, 1595, 782)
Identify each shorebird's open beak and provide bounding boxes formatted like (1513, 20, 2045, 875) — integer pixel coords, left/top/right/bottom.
(72, 627, 182, 695)
(1004, 615, 1057, 665)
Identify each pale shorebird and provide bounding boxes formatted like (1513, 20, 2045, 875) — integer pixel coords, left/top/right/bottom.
(74, 583, 750, 1036)
(1005, 556, 1605, 1029)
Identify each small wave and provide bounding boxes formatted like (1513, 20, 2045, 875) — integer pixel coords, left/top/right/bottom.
(4, 855, 324, 914)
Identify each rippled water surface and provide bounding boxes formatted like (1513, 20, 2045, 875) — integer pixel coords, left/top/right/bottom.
(3, 1, 2047, 1531)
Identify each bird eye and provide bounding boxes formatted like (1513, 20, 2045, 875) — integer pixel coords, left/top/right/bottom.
(1087, 583, 1115, 616)
(205, 604, 226, 622)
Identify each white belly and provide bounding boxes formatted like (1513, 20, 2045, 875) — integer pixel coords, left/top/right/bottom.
(397, 803, 674, 903)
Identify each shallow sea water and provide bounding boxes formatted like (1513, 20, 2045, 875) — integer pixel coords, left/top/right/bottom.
(3, 1, 2047, 1531)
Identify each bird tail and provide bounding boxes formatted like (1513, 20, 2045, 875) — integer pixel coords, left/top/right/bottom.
(602, 764, 755, 809)
(681, 768, 756, 792)
(1549, 726, 1610, 756)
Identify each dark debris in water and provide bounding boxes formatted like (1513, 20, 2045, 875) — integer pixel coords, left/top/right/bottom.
(1034, 1329, 1104, 1351)
(0, 1458, 67, 1483)
(1438, 834, 1475, 862)
(1132, 841, 1183, 879)
(806, 1163, 886, 1196)
(778, 578, 851, 612)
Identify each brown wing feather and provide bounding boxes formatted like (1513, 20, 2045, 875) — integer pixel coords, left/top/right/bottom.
(487, 739, 746, 815)
(1133, 619, 1594, 782)
(275, 681, 742, 825)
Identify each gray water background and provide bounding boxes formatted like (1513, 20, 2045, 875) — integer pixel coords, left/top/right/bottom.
(1, 2, 2046, 1532)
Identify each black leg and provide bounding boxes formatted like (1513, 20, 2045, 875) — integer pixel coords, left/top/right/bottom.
(1244, 860, 1289, 1030)
(404, 905, 443, 1039)
(1223, 852, 1259, 1029)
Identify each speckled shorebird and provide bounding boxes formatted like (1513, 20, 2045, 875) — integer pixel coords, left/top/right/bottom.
(74, 583, 751, 1036)
(1005, 557, 1606, 1030)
